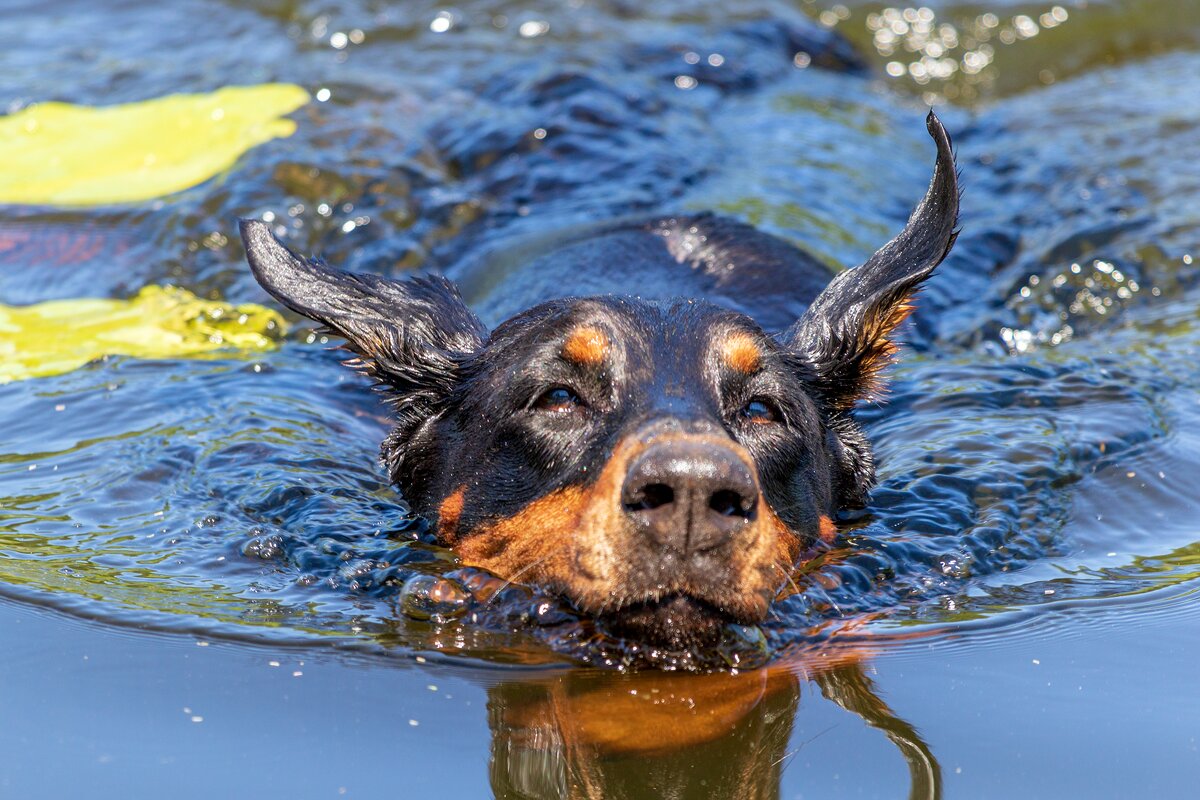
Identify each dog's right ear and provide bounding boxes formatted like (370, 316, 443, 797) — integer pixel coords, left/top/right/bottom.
(783, 111, 958, 412)
(239, 220, 486, 427)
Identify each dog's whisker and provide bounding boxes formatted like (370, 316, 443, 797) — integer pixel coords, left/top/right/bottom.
(485, 554, 553, 607)
(774, 561, 803, 600)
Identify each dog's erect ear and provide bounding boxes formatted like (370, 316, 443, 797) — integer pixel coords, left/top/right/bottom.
(785, 111, 958, 410)
(239, 220, 486, 426)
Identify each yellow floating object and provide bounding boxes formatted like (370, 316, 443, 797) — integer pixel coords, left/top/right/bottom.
(0, 84, 309, 206)
(0, 285, 287, 383)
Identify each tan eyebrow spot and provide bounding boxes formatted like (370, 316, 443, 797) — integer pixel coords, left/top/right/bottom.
(436, 485, 467, 543)
(721, 332, 762, 374)
(562, 326, 610, 366)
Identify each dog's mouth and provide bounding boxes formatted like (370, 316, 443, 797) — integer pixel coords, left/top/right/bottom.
(598, 593, 740, 648)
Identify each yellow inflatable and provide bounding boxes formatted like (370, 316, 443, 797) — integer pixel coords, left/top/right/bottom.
(0, 285, 287, 383)
(0, 84, 309, 206)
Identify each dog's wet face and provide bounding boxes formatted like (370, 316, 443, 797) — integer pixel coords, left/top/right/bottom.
(405, 300, 837, 645)
(240, 113, 959, 648)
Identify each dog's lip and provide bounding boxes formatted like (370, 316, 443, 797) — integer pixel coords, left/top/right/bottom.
(609, 591, 727, 616)
(595, 582, 763, 623)
(599, 592, 758, 649)
(596, 591, 746, 638)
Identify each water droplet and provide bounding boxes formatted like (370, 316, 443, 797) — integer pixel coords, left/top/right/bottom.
(400, 575, 470, 621)
(530, 600, 572, 626)
(242, 533, 284, 561)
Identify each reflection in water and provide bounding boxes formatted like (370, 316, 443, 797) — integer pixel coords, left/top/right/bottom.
(815, 664, 941, 800)
(487, 656, 940, 800)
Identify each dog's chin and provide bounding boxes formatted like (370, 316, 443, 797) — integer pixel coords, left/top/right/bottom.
(599, 594, 736, 649)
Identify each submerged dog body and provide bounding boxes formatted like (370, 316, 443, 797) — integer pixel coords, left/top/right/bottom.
(240, 113, 958, 646)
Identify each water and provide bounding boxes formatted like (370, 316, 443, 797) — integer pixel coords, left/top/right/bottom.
(2, 0, 1198, 795)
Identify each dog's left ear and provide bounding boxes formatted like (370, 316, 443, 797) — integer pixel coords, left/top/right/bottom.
(785, 111, 959, 410)
(239, 220, 486, 427)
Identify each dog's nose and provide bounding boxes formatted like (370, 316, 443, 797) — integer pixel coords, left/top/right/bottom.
(621, 438, 759, 555)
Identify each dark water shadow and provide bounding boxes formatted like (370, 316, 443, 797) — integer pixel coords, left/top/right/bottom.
(485, 654, 940, 800)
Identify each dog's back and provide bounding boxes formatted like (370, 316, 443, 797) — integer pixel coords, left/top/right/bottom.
(445, 213, 835, 331)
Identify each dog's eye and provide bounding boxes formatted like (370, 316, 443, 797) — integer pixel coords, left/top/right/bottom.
(532, 386, 584, 413)
(740, 398, 781, 425)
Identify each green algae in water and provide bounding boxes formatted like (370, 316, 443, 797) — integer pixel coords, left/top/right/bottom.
(0, 285, 287, 383)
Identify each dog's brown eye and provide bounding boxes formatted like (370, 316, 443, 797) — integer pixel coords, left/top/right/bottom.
(533, 386, 583, 413)
(740, 398, 781, 425)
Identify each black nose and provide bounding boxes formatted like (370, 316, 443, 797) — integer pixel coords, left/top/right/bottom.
(621, 438, 759, 555)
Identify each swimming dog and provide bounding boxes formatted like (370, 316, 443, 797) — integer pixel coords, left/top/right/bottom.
(240, 112, 958, 648)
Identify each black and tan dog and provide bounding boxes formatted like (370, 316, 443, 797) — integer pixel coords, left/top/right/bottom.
(240, 112, 958, 649)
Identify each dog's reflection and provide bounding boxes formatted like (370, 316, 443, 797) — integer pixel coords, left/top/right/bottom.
(486, 655, 940, 800)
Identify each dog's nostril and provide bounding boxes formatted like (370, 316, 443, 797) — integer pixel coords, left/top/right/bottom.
(709, 489, 751, 518)
(620, 438, 761, 555)
(630, 483, 674, 511)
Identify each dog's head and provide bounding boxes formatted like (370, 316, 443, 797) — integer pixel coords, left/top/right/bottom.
(241, 113, 957, 647)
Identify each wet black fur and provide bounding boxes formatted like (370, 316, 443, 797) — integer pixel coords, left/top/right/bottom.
(240, 111, 959, 580)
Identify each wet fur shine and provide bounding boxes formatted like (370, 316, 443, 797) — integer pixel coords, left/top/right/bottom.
(240, 113, 960, 649)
